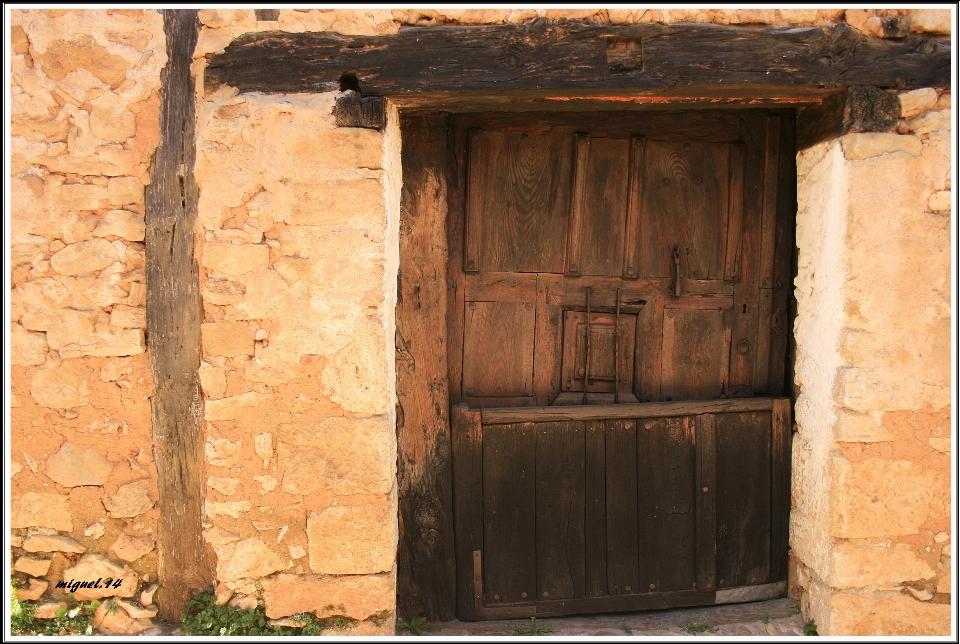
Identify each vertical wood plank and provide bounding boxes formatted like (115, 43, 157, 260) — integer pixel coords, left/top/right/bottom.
(451, 405, 483, 620)
(759, 116, 781, 290)
(446, 117, 467, 405)
(754, 287, 773, 393)
(695, 414, 717, 592)
(768, 112, 796, 397)
(660, 308, 726, 401)
(145, 9, 215, 620)
(584, 420, 608, 597)
(536, 422, 586, 600)
(770, 399, 793, 581)
(623, 137, 644, 279)
(565, 134, 590, 276)
(638, 417, 697, 593)
(464, 129, 483, 273)
(396, 112, 456, 621)
(580, 137, 630, 276)
(606, 419, 639, 595)
(462, 301, 535, 396)
(635, 293, 663, 402)
(483, 422, 537, 604)
(533, 276, 563, 406)
(716, 411, 772, 588)
(724, 144, 745, 282)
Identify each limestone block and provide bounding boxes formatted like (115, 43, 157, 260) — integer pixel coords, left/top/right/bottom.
(928, 190, 951, 212)
(278, 417, 393, 497)
(11, 323, 48, 366)
(34, 601, 69, 619)
(93, 601, 144, 634)
(50, 239, 120, 275)
(110, 533, 155, 562)
(93, 210, 145, 241)
(217, 538, 286, 582)
(206, 500, 252, 519)
(107, 176, 144, 205)
(103, 479, 154, 518)
(199, 360, 227, 397)
(207, 476, 240, 495)
(202, 242, 269, 276)
(906, 9, 951, 34)
(16, 579, 48, 601)
(46, 442, 114, 487)
(827, 590, 951, 635)
(295, 128, 383, 169)
(201, 322, 256, 357)
(262, 573, 393, 620)
(907, 109, 950, 135)
(206, 437, 241, 467)
(285, 176, 384, 227)
(928, 436, 950, 453)
(58, 329, 145, 358)
(826, 542, 936, 588)
(11, 234, 50, 269)
(31, 368, 88, 408)
(85, 522, 105, 539)
(228, 596, 258, 610)
(202, 278, 245, 305)
(90, 106, 137, 142)
(321, 316, 390, 414)
(140, 584, 158, 606)
(17, 278, 71, 308)
(255, 475, 278, 493)
(307, 504, 395, 574)
(115, 598, 158, 619)
(109, 305, 146, 328)
(898, 88, 938, 120)
(83, 277, 131, 308)
(24, 532, 85, 554)
(15, 556, 53, 577)
(204, 391, 272, 421)
(11, 493, 72, 531)
(841, 133, 922, 160)
(204, 526, 241, 547)
(36, 36, 132, 87)
(936, 572, 950, 594)
(50, 182, 109, 211)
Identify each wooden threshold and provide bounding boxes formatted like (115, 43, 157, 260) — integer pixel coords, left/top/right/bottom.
(481, 398, 778, 424)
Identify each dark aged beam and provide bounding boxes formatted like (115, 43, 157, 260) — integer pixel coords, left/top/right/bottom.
(145, 9, 216, 620)
(205, 20, 950, 96)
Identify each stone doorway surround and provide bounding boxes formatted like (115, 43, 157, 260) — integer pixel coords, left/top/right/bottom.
(9, 8, 952, 637)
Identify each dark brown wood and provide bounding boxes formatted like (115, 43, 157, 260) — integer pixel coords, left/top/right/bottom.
(333, 93, 385, 129)
(145, 9, 214, 621)
(605, 419, 639, 595)
(565, 134, 589, 276)
(451, 405, 483, 619)
(767, 114, 796, 396)
(447, 117, 468, 406)
(482, 397, 775, 424)
(635, 293, 664, 402)
(483, 423, 537, 605)
(622, 137, 644, 279)
(532, 277, 562, 406)
(796, 86, 902, 151)
(535, 422, 586, 600)
(494, 588, 718, 617)
(716, 411, 772, 588)
(584, 421, 607, 597)
(770, 399, 792, 581)
(253, 9, 279, 21)
(462, 301, 535, 396)
(464, 129, 484, 273)
(396, 113, 456, 621)
(206, 21, 950, 95)
(755, 116, 781, 393)
(660, 308, 728, 401)
(580, 137, 630, 276)
(724, 144, 745, 282)
(695, 413, 718, 592)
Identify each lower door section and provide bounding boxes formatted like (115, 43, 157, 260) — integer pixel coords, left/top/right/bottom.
(452, 398, 791, 620)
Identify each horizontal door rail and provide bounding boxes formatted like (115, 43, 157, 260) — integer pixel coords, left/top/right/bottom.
(481, 397, 777, 424)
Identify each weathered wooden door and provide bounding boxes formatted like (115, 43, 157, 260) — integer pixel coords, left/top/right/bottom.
(447, 109, 795, 619)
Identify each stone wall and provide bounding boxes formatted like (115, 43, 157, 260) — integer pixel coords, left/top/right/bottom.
(791, 88, 952, 635)
(10, 8, 166, 634)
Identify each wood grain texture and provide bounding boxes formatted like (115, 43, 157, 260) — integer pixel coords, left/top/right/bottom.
(580, 137, 630, 276)
(606, 419, 639, 595)
(464, 129, 484, 273)
(396, 113, 456, 621)
(463, 301, 535, 396)
(206, 21, 950, 95)
(695, 414, 718, 592)
(770, 399, 792, 581)
(584, 421, 608, 597)
(660, 308, 728, 401)
(144, 9, 215, 621)
(623, 137, 645, 279)
(451, 405, 483, 619)
(565, 134, 590, 276)
(768, 113, 796, 397)
(724, 144, 745, 282)
(482, 397, 775, 424)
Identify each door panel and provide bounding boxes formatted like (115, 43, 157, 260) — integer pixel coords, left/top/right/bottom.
(578, 137, 631, 277)
(462, 301, 534, 397)
(660, 308, 730, 401)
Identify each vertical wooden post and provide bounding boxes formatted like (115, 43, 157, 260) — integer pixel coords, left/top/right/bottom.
(144, 9, 214, 620)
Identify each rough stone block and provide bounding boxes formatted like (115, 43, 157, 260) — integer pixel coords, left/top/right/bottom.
(321, 316, 390, 414)
(93, 210, 145, 241)
(46, 442, 114, 487)
(285, 176, 384, 227)
(292, 125, 383, 170)
(826, 542, 936, 588)
(36, 36, 133, 87)
(92, 601, 143, 634)
(204, 391, 272, 421)
(841, 133, 922, 160)
(11, 493, 72, 531)
(206, 437, 241, 467)
(109, 533, 155, 562)
(107, 176, 144, 205)
(24, 532, 85, 554)
(907, 109, 950, 135)
(15, 555, 53, 577)
(206, 500, 252, 519)
(202, 243, 269, 276)
(307, 504, 395, 575)
(103, 479, 154, 518)
(199, 360, 227, 397)
(906, 9, 951, 34)
(62, 554, 138, 600)
(262, 572, 394, 620)
(201, 322, 256, 358)
(216, 538, 286, 582)
(50, 239, 120, 275)
(109, 305, 146, 329)
(16, 579, 48, 601)
(31, 368, 88, 409)
(928, 190, 950, 212)
(11, 323, 48, 366)
(51, 182, 109, 211)
(207, 476, 240, 496)
(16, 278, 71, 308)
(828, 590, 952, 635)
(90, 106, 137, 142)
(898, 88, 938, 120)
(58, 329, 145, 358)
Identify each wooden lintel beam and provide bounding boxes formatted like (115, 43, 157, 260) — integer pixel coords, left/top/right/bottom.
(205, 20, 950, 96)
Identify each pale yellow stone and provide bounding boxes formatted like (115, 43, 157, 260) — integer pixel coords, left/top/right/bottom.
(204, 526, 241, 547)
(34, 601, 69, 619)
(202, 242, 269, 275)
(907, 109, 950, 135)
(11, 323, 49, 366)
(15, 555, 53, 577)
(216, 537, 286, 582)
(827, 589, 951, 635)
(307, 504, 395, 574)
(93, 210, 145, 241)
(46, 442, 114, 487)
(207, 476, 240, 496)
(50, 239, 120, 275)
(254, 475, 278, 494)
(202, 278, 245, 305)
(90, 106, 137, 142)
(16, 579, 48, 601)
(199, 360, 227, 397)
(928, 190, 951, 212)
(17, 278, 71, 308)
(103, 479, 154, 518)
(31, 367, 88, 408)
(201, 321, 256, 357)
(107, 176, 143, 205)
(110, 304, 146, 328)
(36, 36, 133, 87)
(64, 556, 138, 601)
(906, 9, 951, 34)
(841, 133, 922, 160)
(928, 436, 951, 453)
(50, 182, 109, 211)
(254, 432, 273, 467)
(93, 600, 143, 634)
(58, 329, 144, 358)
(228, 595, 258, 609)
(321, 316, 390, 414)
(295, 128, 383, 169)
(110, 533, 155, 562)
(140, 584, 158, 606)
(262, 573, 394, 620)
(115, 598, 158, 619)
(206, 437, 241, 467)
(284, 176, 384, 227)
(11, 493, 72, 531)
(23, 531, 85, 554)
(205, 391, 272, 421)
(898, 88, 938, 120)
(278, 417, 393, 496)
(936, 572, 950, 594)
(206, 500, 252, 519)
(826, 542, 936, 588)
